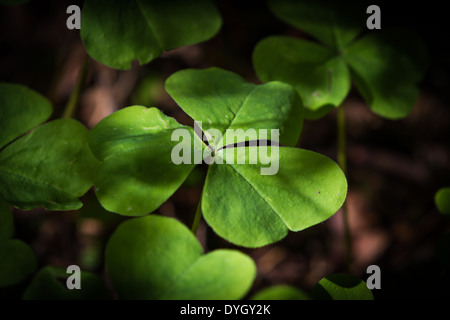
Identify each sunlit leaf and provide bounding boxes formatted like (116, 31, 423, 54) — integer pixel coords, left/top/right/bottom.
(253, 36, 350, 115)
(0, 83, 52, 149)
(106, 215, 256, 299)
(254, 0, 427, 119)
(344, 29, 428, 119)
(89, 106, 203, 216)
(165, 67, 303, 148)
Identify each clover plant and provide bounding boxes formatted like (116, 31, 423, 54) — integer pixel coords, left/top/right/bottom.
(1, 0, 432, 301)
(251, 273, 374, 300)
(253, 0, 428, 120)
(88, 67, 347, 248)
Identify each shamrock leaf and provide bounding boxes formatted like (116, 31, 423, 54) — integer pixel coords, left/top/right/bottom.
(105, 215, 256, 300)
(0, 83, 100, 210)
(81, 0, 222, 70)
(253, 0, 428, 119)
(165, 67, 303, 147)
(89, 67, 347, 247)
(253, 36, 350, 120)
(23, 266, 111, 300)
(311, 273, 374, 300)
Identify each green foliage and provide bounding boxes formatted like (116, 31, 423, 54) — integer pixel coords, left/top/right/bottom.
(88, 106, 201, 216)
(5, 1, 430, 301)
(165, 67, 303, 147)
(89, 67, 347, 247)
(0, 201, 37, 287)
(311, 273, 374, 300)
(251, 284, 310, 300)
(106, 215, 256, 300)
(435, 233, 450, 267)
(435, 188, 450, 267)
(81, 0, 222, 69)
(253, 0, 428, 119)
(0, 84, 100, 210)
(0, 0, 30, 5)
(23, 266, 110, 300)
(435, 187, 450, 215)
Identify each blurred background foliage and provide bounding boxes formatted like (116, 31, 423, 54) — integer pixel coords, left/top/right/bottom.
(0, 0, 450, 299)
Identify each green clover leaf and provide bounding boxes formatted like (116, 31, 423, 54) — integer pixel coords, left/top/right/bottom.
(435, 187, 450, 215)
(253, 0, 428, 119)
(89, 68, 347, 247)
(0, 240, 37, 287)
(165, 67, 303, 148)
(251, 273, 374, 300)
(0, 83, 100, 210)
(0, 83, 52, 150)
(106, 215, 256, 299)
(81, 0, 222, 70)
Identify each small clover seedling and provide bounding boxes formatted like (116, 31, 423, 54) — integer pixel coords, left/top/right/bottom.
(89, 67, 348, 248)
(253, 0, 428, 120)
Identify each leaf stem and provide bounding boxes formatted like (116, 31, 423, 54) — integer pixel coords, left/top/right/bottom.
(62, 53, 89, 119)
(337, 103, 352, 270)
(191, 196, 203, 235)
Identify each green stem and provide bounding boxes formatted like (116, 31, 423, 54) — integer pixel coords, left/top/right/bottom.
(191, 197, 202, 235)
(337, 104, 352, 270)
(62, 54, 89, 119)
